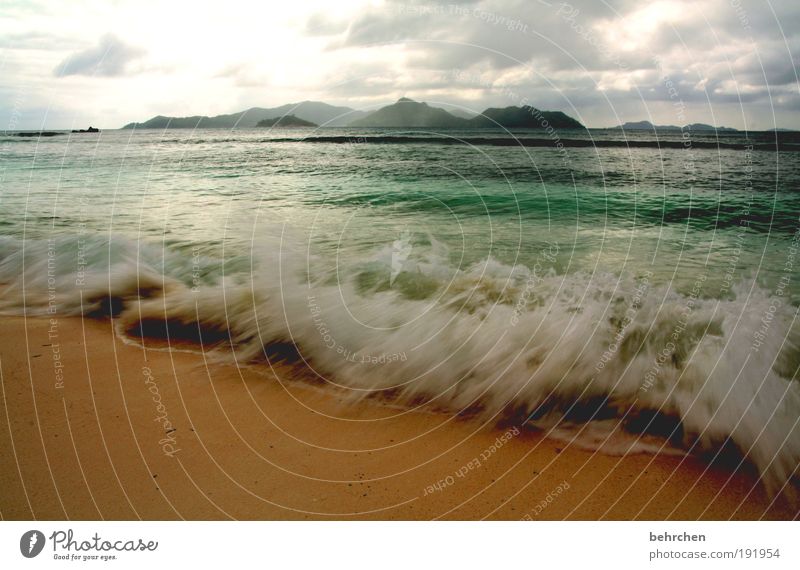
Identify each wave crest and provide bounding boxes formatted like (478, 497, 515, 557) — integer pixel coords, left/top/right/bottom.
(2, 233, 798, 496)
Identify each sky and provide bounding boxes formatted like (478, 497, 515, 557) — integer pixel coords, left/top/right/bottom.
(1, 0, 798, 130)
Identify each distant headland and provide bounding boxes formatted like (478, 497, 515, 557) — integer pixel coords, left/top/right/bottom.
(611, 120, 738, 132)
(118, 100, 800, 133)
(121, 98, 585, 130)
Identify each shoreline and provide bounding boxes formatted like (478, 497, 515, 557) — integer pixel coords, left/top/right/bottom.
(0, 315, 795, 520)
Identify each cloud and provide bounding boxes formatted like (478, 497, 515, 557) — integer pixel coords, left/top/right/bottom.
(1, 30, 79, 50)
(305, 12, 351, 36)
(299, 0, 800, 125)
(54, 34, 145, 77)
(2, 0, 797, 129)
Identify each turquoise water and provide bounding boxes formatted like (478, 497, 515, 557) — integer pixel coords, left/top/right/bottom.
(2, 128, 799, 492)
(2, 128, 799, 294)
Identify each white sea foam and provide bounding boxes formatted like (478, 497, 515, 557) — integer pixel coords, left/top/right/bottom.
(2, 233, 798, 495)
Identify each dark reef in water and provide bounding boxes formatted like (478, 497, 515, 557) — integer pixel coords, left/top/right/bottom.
(12, 131, 64, 137)
(271, 134, 799, 151)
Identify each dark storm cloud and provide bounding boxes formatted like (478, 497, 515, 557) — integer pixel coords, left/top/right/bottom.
(329, 0, 640, 70)
(731, 39, 800, 87)
(327, 1, 566, 68)
(54, 34, 145, 77)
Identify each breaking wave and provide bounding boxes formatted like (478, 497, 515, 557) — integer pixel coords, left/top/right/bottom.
(1, 232, 798, 495)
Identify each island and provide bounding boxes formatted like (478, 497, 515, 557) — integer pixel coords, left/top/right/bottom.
(349, 98, 584, 129)
(122, 101, 364, 129)
(71, 126, 100, 133)
(122, 98, 584, 130)
(256, 114, 318, 128)
(349, 97, 466, 128)
(612, 120, 737, 132)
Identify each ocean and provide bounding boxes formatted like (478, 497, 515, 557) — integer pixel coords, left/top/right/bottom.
(1, 127, 799, 493)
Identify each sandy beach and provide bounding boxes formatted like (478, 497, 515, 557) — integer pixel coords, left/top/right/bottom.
(0, 315, 794, 520)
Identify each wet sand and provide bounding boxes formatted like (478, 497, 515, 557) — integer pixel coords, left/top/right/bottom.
(0, 316, 795, 520)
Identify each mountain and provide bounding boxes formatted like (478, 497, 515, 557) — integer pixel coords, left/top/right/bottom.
(447, 109, 477, 120)
(613, 120, 676, 130)
(256, 114, 317, 127)
(613, 120, 737, 132)
(122, 101, 365, 129)
(685, 123, 738, 132)
(122, 97, 585, 130)
(349, 98, 467, 128)
(468, 105, 583, 129)
(349, 98, 584, 129)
